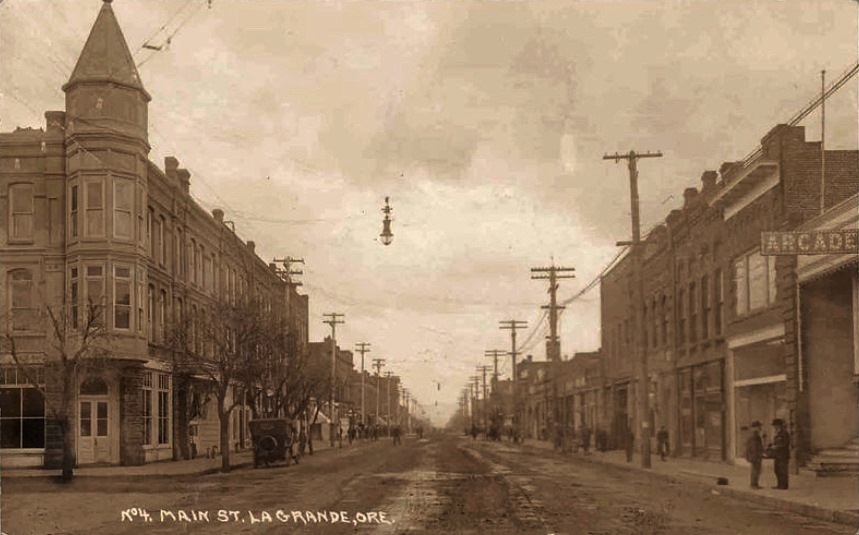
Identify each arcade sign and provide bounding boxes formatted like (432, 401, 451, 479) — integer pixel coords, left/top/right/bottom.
(761, 230, 859, 256)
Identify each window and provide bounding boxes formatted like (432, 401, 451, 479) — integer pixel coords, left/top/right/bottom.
(157, 374, 170, 444)
(175, 229, 183, 278)
(153, 216, 162, 265)
(70, 184, 79, 239)
(0, 367, 45, 449)
(148, 284, 156, 342)
(689, 283, 697, 343)
(642, 305, 648, 349)
(85, 180, 104, 237)
(9, 269, 36, 331)
(660, 295, 668, 347)
(147, 207, 154, 257)
(678, 289, 686, 345)
(8, 184, 34, 242)
(70, 266, 79, 328)
(113, 266, 131, 330)
(196, 245, 203, 287)
(714, 269, 723, 335)
(734, 251, 777, 315)
(136, 273, 145, 333)
(201, 247, 209, 290)
(85, 265, 104, 326)
(159, 289, 167, 342)
(136, 184, 145, 245)
(158, 216, 166, 265)
(142, 372, 152, 445)
(113, 179, 133, 239)
(189, 239, 197, 285)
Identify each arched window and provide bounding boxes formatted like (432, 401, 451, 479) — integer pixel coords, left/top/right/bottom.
(148, 284, 156, 342)
(80, 377, 108, 396)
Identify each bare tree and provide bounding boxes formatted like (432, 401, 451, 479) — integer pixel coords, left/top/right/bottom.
(2, 301, 109, 482)
(172, 297, 267, 473)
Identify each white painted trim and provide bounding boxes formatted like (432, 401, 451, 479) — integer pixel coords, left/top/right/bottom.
(143, 360, 172, 372)
(797, 254, 858, 282)
(727, 324, 785, 349)
(723, 170, 779, 221)
(734, 374, 787, 388)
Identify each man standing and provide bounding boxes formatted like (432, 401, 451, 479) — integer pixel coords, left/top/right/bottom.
(769, 418, 791, 489)
(744, 421, 764, 489)
(656, 425, 670, 461)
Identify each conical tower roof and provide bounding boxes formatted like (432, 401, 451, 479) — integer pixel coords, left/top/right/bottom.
(63, 0, 150, 100)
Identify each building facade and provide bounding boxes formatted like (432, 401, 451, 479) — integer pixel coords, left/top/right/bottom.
(598, 123, 858, 466)
(0, 1, 308, 468)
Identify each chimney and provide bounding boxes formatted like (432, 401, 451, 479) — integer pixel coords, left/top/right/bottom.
(44, 111, 65, 132)
(247, 241, 255, 253)
(177, 168, 190, 195)
(701, 171, 717, 189)
(212, 208, 224, 222)
(268, 262, 277, 271)
(165, 156, 179, 181)
(683, 187, 698, 208)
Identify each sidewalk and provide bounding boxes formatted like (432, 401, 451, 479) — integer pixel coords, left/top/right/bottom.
(0, 437, 367, 479)
(522, 438, 859, 526)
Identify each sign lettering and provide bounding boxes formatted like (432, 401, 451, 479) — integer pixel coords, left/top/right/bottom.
(761, 230, 859, 256)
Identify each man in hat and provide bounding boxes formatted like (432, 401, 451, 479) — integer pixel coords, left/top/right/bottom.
(744, 421, 764, 489)
(769, 418, 791, 489)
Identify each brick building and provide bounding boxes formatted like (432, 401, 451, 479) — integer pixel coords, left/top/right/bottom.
(0, 0, 308, 468)
(599, 123, 857, 466)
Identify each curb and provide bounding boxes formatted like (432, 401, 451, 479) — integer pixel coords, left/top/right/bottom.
(567, 448, 859, 528)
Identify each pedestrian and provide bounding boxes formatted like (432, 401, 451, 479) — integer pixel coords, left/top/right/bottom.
(624, 423, 635, 463)
(392, 425, 402, 446)
(656, 425, 670, 461)
(744, 421, 764, 489)
(768, 418, 791, 490)
(581, 426, 591, 455)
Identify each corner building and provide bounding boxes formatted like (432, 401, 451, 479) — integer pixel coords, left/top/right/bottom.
(0, 1, 307, 467)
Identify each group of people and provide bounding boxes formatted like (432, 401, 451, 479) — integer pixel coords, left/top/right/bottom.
(744, 418, 791, 490)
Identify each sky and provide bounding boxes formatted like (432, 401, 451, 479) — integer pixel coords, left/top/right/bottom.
(1, 0, 857, 426)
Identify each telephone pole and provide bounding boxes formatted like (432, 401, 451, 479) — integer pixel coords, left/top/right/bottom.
(500, 319, 528, 438)
(485, 349, 505, 386)
(373, 358, 385, 429)
(355, 343, 371, 426)
(603, 148, 663, 469)
(323, 312, 344, 447)
(531, 264, 575, 442)
(478, 365, 492, 432)
(470, 376, 480, 431)
(385, 371, 393, 429)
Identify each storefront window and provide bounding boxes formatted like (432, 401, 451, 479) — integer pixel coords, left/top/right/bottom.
(0, 367, 45, 449)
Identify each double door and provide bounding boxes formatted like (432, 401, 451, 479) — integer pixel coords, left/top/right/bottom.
(78, 397, 111, 464)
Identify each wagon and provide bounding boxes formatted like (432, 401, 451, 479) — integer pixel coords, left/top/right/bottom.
(248, 418, 297, 468)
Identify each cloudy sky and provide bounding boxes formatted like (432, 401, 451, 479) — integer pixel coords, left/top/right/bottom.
(2, 0, 857, 425)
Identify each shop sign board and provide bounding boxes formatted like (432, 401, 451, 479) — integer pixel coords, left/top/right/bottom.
(761, 230, 859, 256)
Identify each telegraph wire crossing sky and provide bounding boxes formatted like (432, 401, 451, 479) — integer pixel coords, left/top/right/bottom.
(1, 0, 857, 425)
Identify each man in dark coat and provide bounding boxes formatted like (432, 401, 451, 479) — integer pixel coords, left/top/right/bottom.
(769, 418, 791, 489)
(656, 426, 670, 461)
(744, 421, 764, 489)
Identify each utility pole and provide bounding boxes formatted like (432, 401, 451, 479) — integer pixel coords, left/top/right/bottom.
(323, 312, 344, 447)
(373, 358, 385, 430)
(485, 349, 505, 386)
(500, 320, 528, 439)
(532, 264, 575, 445)
(355, 342, 371, 426)
(603, 148, 662, 469)
(478, 365, 491, 432)
(385, 371, 393, 430)
(470, 376, 480, 431)
(273, 256, 304, 287)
